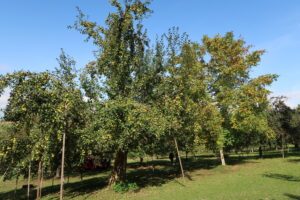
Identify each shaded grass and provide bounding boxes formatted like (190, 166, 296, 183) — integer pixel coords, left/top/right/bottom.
(1, 150, 300, 199)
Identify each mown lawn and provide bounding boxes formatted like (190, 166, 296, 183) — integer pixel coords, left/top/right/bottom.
(1, 151, 300, 200)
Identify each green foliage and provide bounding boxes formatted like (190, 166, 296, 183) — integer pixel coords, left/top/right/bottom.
(0, 50, 86, 183)
(113, 181, 139, 193)
(290, 105, 300, 146)
(82, 98, 166, 153)
(203, 32, 277, 150)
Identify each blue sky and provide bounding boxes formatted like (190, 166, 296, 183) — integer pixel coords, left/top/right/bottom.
(1, 0, 300, 108)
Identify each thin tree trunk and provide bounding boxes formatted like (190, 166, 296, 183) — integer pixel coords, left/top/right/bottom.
(40, 165, 43, 198)
(36, 161, 42, 200)
(139, 157, 143, 165)
(56, 167, 60, 178)
(259, 146, 263, 158)
(60, 131, 66, 200)
(14, 176, 19, 200)
(174, 137, 184, 178)
(220, 148, 226, 166)
(282, 134, 285, 159)
(52, 176, 55, 187)
(109, 150, 127, 185)
(27, 163, 31, 200)
(80, 171, 83, 181)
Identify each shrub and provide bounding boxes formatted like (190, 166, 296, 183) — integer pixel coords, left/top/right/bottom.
(113, 181, 139, 193)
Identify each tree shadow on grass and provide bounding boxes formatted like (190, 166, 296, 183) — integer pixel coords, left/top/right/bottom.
(0, 176, 108, 200)
(2, 151, 299, 199)
(233, 150, 300, 161)
(126, 150, 300, 190)
(126, 154, 259, 189)
(287, 158, 300, 163)
(263, 173, 300, 182)
(284, 193, 300, 200)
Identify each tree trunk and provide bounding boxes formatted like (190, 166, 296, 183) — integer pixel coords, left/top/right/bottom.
(185, 151, 188, 161)
(259, 146, 263, 158)
(27, 163, 31, 200)
(56, 167, 60, 178)
(39, 166, 43, 198)
(36, 161, 42, 200)
(80, 171, 83, 181)
(60, 131, 66, 200)
(282, 134, 285, 159)
(14, 176, 18, 200)
(174, 137, 185, 178)
(139, 157, 143, 165)
(52, 176, 55, 187)
(109, 150, 127, 185)
(220, 148, 226, 166)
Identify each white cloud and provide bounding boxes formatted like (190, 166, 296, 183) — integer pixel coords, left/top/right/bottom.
(0, 65, 9, 73)
(0, 89, 10, 110)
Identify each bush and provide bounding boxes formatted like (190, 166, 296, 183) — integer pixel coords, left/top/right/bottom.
(113, 181, 139, 193)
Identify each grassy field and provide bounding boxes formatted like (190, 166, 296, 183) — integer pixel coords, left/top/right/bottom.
(1, 151, 300, 200)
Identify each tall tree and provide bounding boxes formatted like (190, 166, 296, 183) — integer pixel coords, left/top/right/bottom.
(53, 50, 86, 199)
(203, 32, 277, 164)
(290, 105, 300, 148)
(72, 0, 166, 184)
(269, 97, 293, 158)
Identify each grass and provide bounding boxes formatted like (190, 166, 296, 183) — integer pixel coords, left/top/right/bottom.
(1, 151, 300, 200)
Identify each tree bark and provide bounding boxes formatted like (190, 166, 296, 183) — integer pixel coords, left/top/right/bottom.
(27, 163, 31, 200)
(174, 137, 185, 178)
(109, 150, 127, 185)
(220, 148, 226, 166)
(60, 131, 66, 200)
